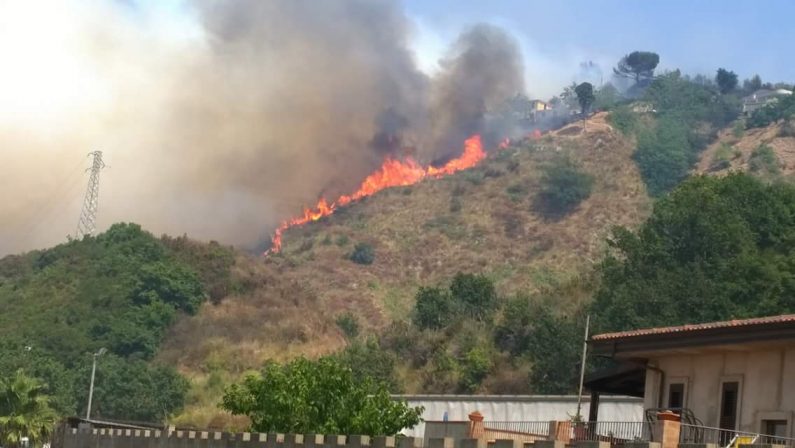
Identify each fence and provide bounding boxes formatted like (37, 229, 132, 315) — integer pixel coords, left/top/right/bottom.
(477, 421, 654, 446)
(482, 422, 552, 444)
(679, 423, 795, 448)
(53, 426, 670, 448)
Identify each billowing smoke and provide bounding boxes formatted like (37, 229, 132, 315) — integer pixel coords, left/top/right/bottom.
(0, 0, 525, 255)
(428, 24, 525, 161)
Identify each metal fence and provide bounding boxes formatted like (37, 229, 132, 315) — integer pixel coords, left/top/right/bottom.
(680, 423, 795, 448)
(575, 421, 654, 445)
(483, 421, 552, 443)
(480, 421, 654, 445)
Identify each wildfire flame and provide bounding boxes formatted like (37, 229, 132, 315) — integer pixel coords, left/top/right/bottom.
(267, 134, 488, 254)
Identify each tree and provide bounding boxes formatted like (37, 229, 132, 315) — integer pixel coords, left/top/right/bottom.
(715, 68, 738, 94)
(221, 357, 422, 436)
(336, 338, 400, 392)
(592, 174, 795, 333)
(574, 82, 595, 114)
(412, 287, 454, 330)
(74, 355, 188, 422)
(559, 82, 580, 111)
(449, 273, 497, 321)
(614, 51, 660, 85)
(593, 83, 620, 110)
(0, 370, 58, 448)
(743, 74, 763, 93)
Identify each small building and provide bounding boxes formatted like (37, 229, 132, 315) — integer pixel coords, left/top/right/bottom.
(743, 89, 793, 115)
(530, 100, 551, 112)
(588, 314, 795, 441)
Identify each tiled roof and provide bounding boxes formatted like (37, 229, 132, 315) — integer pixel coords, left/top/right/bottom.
(591, 314, 795, 341)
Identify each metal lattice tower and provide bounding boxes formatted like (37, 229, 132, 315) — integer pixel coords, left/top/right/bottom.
(75, 151, 105, 239)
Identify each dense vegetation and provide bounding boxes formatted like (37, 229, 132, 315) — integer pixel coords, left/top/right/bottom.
(326, 174, 795, 397)
(328, 273, 585, 395)
(630, 71, 741, 195)
(747, 92, 795, 128)
(0, 224, 235, 421)
(592, 174, 795, 331)
(221, 357, 422, 436)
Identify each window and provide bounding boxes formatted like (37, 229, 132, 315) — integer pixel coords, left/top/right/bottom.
(763, 420, 788, 438)
(668, 383, 685, 409)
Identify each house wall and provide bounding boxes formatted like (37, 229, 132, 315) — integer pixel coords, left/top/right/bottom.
(643, 347, 795, 436)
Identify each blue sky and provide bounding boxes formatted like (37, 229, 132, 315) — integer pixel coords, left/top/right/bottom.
(124, 0, 794, 99)
(403, 0, 795, 97)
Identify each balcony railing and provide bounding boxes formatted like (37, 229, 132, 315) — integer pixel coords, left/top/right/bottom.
(680, 423, 795, 448)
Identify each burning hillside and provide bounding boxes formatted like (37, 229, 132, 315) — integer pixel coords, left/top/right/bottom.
(268, 135, 489, 253)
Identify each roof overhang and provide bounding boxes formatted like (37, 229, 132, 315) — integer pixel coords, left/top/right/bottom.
(590, 316, 795, 359)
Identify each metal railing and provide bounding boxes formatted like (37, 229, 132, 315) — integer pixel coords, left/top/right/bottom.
(680, 423, 795, 448)
(574, 421, 654, 445)
(483, 421, 552, 443)
(481, 421, 654, 445)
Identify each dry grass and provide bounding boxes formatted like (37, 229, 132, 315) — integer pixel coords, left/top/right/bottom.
(696, 120, 795, 176)
(161, 112, 652, 426)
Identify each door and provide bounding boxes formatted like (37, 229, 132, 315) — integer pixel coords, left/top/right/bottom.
(719, 381, 740, 445)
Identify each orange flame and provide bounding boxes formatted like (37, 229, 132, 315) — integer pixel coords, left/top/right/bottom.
(267, 134, 487, 254)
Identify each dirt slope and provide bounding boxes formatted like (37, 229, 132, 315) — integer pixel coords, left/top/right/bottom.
(696, 120, 795, 176)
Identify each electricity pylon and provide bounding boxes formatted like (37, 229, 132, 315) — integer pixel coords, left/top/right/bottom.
(75, 151, 105, 239)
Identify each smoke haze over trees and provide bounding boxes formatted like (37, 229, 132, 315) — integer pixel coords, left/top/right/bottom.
(0, 0, 525, 255)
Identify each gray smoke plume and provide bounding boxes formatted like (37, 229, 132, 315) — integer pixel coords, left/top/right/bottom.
(427, 24, 525, 161)
(0, 0, 526, 255)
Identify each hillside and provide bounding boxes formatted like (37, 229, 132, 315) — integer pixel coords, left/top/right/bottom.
(160, 113, 649, 366)
(696, 118, 795, 177)
(0, 112, 652, 429)
(155, 113, 652, 426)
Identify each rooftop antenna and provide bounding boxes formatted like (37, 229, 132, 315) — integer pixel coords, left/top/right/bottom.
(75, 151, 105, 239)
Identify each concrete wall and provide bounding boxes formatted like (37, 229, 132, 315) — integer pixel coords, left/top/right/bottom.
(395, 395, 644, 438)
(644, 347, 795, 436)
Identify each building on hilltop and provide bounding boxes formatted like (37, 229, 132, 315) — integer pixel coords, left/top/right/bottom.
(743, 89, 793, 115)
(586, 314, 795, 442)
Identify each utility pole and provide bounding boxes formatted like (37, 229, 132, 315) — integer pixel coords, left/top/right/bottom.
(575, 314, 591, 420)
(75, 151, 105, 239)
(85, 348, 106, 420)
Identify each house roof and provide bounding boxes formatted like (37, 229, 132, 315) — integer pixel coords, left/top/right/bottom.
(592, 314, 795, 342)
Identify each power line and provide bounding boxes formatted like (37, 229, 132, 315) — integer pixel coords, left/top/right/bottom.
(75, 151, 105, 239)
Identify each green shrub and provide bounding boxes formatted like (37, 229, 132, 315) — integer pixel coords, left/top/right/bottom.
(749, 144, 780, 175)
(349, 243, 375, 265)
(459, 347, 492, 392)
(633, 118, 694, 196)
(710, 143, 733, 171)
(732, 120, 745, 138)
(607, 106, 638, 135)
(535, 156, 594, 216)
(336, 338, 400, 392)
(412, 287, 454, 330)
(449, 273, 497, 321)
(336, 312, 360, 339)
